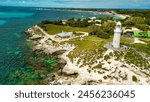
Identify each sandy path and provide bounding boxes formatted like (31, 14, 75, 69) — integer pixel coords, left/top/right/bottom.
(134, 37, 146, 44)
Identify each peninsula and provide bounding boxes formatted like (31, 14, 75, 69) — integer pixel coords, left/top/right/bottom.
(25, 10, 150, 85)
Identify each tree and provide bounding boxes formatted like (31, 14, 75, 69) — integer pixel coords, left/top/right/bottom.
(66, 18, 92, 27)
(89, 22, 115, 39)
(101, 21, 116, 35)
(135, 24, 149, 31)
(89, 25, 99, 36)
(124, 17, 145, 27)
(145, 18, 150, 25)
(97, 29, 110, 39)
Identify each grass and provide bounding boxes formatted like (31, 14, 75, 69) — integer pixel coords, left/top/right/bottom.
(124, 49, 150, 69)
(120, 37, 150, 57)
(44, 24, 91, 35)
(112, 49, 150, 69)
(130, 43, 150, 55)
(121, 36, 134, 45)
(129, 38, 150, 56)
(113, 36, 150, 69)
(74, 32, 85, 36)
(67, 36, 108, 67)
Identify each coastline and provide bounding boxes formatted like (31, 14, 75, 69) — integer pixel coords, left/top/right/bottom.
(36, 8, 129, 19)
(25, 21, 150, 85)
(69, 10, 129, 19)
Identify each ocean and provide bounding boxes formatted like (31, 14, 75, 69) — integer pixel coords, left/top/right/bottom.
(0, 6, 112, 85)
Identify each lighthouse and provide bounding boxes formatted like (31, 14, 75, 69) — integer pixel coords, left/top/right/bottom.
(112, 21, 122, 48)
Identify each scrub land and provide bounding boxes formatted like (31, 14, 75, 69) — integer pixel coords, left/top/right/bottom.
(23, 10, 150, 85)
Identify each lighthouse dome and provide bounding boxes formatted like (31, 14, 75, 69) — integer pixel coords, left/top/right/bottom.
(116, 21, 122, 26)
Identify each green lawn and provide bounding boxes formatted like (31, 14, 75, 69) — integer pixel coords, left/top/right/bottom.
(44, 24, 90, 35)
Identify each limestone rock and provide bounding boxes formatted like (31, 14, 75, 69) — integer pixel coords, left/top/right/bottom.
(29, 35, 43, 40)
(52, 50, 66, 55)
(62, 66, 78, 76)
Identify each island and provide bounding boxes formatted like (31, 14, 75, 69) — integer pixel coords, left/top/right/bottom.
(25, 10, 150, 85)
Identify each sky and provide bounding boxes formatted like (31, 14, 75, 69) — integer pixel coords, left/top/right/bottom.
(0, 0, 150, 9)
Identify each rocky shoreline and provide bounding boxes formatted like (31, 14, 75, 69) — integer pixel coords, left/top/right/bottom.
(25, 25, 83, 85)
(25, 24, 150, 85)
(25, 26, 67, 85)
(25, 25, 109, 85)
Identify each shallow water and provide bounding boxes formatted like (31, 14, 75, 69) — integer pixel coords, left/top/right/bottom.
(0, 6, 112, 84)
(0, 20, 7, 25)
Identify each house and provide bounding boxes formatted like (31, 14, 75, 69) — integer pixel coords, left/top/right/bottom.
(95, 20, 101, 23)
(89, 17, 96, 20)
(56, 32, 73, 38)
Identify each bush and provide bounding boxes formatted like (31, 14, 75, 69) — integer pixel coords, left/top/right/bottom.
(135, 24, 149, 31)
(145, 18, 150, 25)
(104, 55, 111, 61)
(103, 76, 107, 79)
(124, 17, 145, 27)
(38, 20, 63, 27)
(132, 75, 137, 82)
(66, 18, 92, 27)
(89, 21, 115, 39)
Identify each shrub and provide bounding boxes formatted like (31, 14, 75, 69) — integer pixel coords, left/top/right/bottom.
(89, 21, 115, 39)
(135, 24, 149, 31)
(66, 18, 92, 27)
(104, 55, 110, 61)
(124, 17, 145, 27)
(103, 76, 107, 79)
(132, 75, 137, 82)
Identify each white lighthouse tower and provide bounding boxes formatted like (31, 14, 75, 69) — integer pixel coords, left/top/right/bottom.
(112, 21, 122, 48)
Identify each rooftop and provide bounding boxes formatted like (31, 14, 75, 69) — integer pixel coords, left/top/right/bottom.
(56, 32, 73, 38)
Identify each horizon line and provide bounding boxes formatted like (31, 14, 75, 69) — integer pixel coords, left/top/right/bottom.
(0, 5, 150, 10)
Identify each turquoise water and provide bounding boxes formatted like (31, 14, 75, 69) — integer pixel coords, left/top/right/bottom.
(0, 12, 33, 18)
(0, 20, 7, 25)
(0, 6, 113, 85)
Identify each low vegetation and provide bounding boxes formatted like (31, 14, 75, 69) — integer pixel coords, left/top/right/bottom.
(89, 21, 116, 39)
(41, 24, 90, 35)
(115, 10, 150, 19)
(132, 75, 138, 82)
(129, 43, 150, 56)
(32, 27, 44, 35)
(66, 18, 93, 27)
(67, 36, 107, 67)
(123, 17, 149, 31)
(112, 49, 150, 69)
(115, 10, 150, 34)
(27, 11, 150, 84)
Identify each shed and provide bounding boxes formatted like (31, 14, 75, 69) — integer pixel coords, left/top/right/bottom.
(56, 32, 73, 38)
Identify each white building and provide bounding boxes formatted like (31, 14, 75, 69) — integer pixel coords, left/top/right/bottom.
(89, 17, 96, 20)
(95, 20, 101, 23)
(112, 22, 122, 48)
(56, 32, 73, 38)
